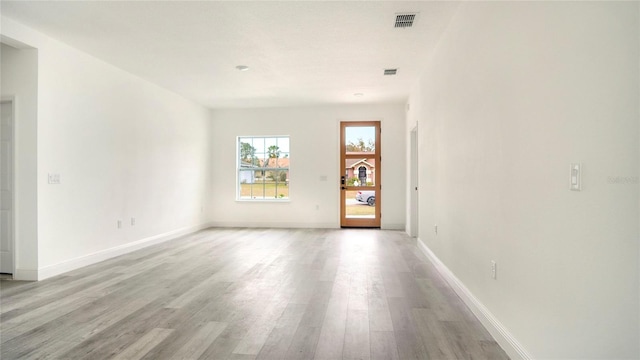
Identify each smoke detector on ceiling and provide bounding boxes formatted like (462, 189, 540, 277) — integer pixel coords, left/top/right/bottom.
(394, 13, 417, 28)
(384, 69, 398, 76)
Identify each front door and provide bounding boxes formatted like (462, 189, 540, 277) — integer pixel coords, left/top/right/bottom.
(340, 121, 381, 228)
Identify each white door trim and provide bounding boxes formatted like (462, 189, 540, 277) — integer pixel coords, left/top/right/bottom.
(409, 125, 419, 237)
(1, 97, 16, 275)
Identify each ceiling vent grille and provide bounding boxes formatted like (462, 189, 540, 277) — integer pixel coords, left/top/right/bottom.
(395, 13, 416, 28)
(384, 69, 398, 76)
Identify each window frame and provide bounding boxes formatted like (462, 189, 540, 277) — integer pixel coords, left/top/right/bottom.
(236, 135, 290, 202)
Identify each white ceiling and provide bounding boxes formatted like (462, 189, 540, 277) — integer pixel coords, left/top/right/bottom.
(1, 1, 460, 109)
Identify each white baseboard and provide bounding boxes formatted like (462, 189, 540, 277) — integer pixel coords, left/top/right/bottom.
(381, 222, 405, 230)
(416, 238, 533, 360)
(37, 222, 213, 281)
(14, 268, 38, 281)
(208, 221, 337, 229)
(209, 221, 404, 230)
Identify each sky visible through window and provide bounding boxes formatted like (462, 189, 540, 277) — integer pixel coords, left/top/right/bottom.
(345, 126, 375, 148)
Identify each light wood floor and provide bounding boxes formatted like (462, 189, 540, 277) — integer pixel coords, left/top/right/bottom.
(0, 228, 509, 360)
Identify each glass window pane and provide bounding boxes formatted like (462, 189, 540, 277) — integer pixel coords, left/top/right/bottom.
(345, 158, 375, 186)
(345, 189, 376, 219)
(255, 153, 266, 167)
(265, 137, 276, 148)
(345, 126, 375, 154)
(277, 137, 290, 153)
(239, 170, 254, 184)
(239, 140, 256, 166)
(265, 138, 280, 168)
(275, 174, 289, 199)
(250, 182, 264, 199)
(238, 170, 254, 199)
(253, 138, 265, 154)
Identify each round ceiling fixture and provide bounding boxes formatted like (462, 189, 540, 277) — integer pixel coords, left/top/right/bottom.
(235, 65, 249, 71)
(354, 93, 364, 97)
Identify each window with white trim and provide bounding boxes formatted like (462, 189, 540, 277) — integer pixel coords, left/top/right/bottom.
(237, 136, 290, 200)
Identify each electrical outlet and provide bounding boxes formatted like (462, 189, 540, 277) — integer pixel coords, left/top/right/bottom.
(491, 260, 497, 279)
(131, 218, 135, 226)
(434, 224, 438, 235)
(117, 220, 122, 229)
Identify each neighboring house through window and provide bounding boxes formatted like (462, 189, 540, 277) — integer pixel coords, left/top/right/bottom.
(345, 158, 375, 185)
(237, 136, 290, 200)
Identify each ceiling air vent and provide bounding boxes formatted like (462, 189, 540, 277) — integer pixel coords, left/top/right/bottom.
(395, 13, 417, 28)
(384, 68, 398, 76)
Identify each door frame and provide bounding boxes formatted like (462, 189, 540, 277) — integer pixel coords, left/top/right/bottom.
(409, 125, 419, 237)
(340, 120, 381, 228)
(1, 97, 16, 275)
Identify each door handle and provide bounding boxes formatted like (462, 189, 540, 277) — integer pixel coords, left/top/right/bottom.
(341, 187, 347, 190)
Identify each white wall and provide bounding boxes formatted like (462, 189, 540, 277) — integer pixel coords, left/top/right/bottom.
(1, 17, 213, 280)
(0, 43, 38, 279)
(408, 2, 639, 359)
(210, 104, 406, 229)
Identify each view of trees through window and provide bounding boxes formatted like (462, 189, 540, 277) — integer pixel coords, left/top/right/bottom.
(238, 136, 290, 200)
(346, 138, 375, 153)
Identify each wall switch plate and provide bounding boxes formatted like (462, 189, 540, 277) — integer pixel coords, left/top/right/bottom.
(131, 218, 135, 226)
(491, 260, 497, 279)
(48, 173, 61, 184)
(570, 163, 581, 191)
(117, 220, 122, 229)
(434, 224, 438, 235)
